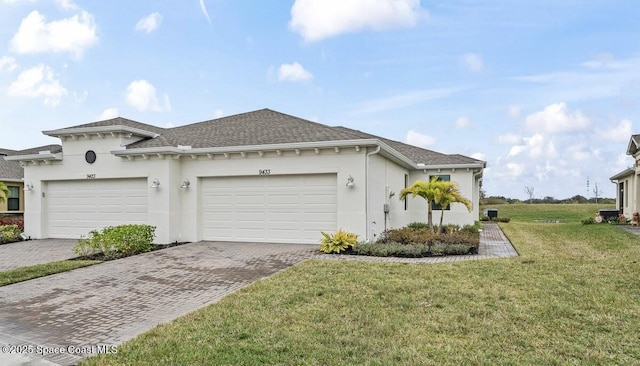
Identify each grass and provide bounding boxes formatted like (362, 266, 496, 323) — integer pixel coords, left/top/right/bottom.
(0, 260, 101, 286)
(481, 203, 613, 222)
(83, 205, 640, 365)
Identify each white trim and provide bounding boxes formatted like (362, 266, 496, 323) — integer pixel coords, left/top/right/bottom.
(43, 125, 160, 139)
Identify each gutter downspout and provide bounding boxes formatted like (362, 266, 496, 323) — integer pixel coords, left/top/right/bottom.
(365, 145, 381, 242)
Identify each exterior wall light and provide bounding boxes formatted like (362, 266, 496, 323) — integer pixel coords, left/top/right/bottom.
(150, 178, 160, 189)
(24, 182, 34, 191)
(181, 179, 190, 189)
(346, 175, 355, 188)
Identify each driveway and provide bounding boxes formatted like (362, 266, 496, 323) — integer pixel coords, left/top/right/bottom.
(0, 239, 77, 271)
(0, 241, 317, 365)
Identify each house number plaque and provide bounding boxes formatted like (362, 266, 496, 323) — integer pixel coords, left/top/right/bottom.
(87, 174, 96, 179)
(258, 169, 271, 175)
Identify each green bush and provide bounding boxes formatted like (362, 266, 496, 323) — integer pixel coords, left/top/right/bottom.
(582, 217, 596, 225)
(320, 230, 358, 253)
(351, 241, 474, 258)
(407, 222, 430, 229)
(74, 225, 156, 259)
(0, 224, 22, 243)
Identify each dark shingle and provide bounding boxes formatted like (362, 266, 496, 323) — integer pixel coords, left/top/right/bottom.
(63, 117, 166, 135)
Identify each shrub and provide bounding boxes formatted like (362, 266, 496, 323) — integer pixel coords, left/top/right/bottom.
(407, 222, 430, 229)
(495, 217, 511, 223)
(582, 217, 596, 225)
(0, 217, 24, 232)
(74, 225, 156, 259)
(320, 230, 358, 254)
(0, 224, 22, 243)
(378, 227, 436, 244)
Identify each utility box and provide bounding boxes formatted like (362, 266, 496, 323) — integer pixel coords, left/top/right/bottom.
(484, 209, 498, 220)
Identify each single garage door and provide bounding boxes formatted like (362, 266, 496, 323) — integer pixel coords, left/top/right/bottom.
(201, 174, 337, 244)
(47, 179, 148, 239)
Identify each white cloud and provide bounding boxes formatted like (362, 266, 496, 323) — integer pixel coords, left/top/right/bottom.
(278, 62, 313, 82)
(356, 87, 461, 114)
(125, 80, 171, 112)
(55, 0, 79, 10)
(471, 152, 486, 161)
(455, 116, 471, 128)
(0, 56, 18, 72)
(524, 102, 589, 134)
(7, 64, 67, 106)
(214, 109, 224, 118)
(497, 133, 521, 145)
(597, 119, 633, 142)
(199, 0, 212, 24)
(136, 12, 163, 34)
(10, 10, 97, 58)
(508, 105, 521, 118)
(461, 53, 484, 72)
(507, 133, 557, 159)
(566, 143, 591, 161)
(505, 163, 525, 179)
(405, 130, 435, 148)
(289, 0, 426, 42)
(99, 108, 118, 120)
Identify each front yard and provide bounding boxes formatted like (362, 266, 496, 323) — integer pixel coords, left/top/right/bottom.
(83, 217, 640, 365)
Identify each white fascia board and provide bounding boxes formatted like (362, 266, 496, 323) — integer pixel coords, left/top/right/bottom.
(609, 167, 635, 182)
(4, 152, 62, 161)
(0, 178, 23, 183)
(43, 125, 160, 139)
(416, 163, 486, 170)
(112, 139, 381, 156)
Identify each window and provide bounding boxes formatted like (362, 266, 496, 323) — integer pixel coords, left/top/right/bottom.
(404, 174, 408, 211)
(7, 186, 19, 211)
(429, 175, 450, 210)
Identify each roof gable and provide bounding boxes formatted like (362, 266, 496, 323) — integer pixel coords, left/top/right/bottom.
(627, 134, 640, 155)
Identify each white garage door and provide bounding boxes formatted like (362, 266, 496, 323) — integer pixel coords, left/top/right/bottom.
(201, 174, 337, 244)
(47, 179, 148, 239)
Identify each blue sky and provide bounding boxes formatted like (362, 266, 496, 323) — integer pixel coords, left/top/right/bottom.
(0, 0, 638, 200)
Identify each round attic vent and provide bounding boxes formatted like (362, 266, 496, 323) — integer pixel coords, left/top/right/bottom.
(85, 150, 97, 164)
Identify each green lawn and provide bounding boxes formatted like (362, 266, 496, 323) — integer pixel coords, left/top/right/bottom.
(0, 260, 101, 286)
(481, 203, 614, 222)
(84, 206, 640, 365)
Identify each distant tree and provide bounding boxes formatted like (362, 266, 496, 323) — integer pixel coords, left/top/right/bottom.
(524, 186, 535, 204)
(593, 183, 603, 204)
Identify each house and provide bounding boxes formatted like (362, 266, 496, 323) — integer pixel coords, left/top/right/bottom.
(5, 109, 485, 244)
(0, 145, 61, 214)
(610, 134, 640, 216)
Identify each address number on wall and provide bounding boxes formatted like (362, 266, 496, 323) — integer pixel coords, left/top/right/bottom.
(258, 169, 271, 175)
(87, 174, 96, 179)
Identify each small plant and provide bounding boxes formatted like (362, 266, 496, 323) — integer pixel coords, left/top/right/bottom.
(582, 217, 595, 225)
(407, 222, 430, 229)
(0, 224, 22, 243)
(319, 230, 358, 254)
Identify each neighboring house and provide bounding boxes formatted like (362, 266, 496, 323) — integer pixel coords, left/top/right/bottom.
(6, 109, 485, 244)
(0, 145, 61, 214)
(610, 134, 640, 216)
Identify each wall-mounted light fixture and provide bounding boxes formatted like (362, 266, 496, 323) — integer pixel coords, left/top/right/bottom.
(150, 178, 160, 189)
(346, 175, 355, 188)
(181, 179, 190, 189)
(24, 182, 34, 191)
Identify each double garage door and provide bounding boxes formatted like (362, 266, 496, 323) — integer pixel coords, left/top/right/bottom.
(45, 174, 337, 243)
(47, 179, 148, 239)
(201, 174, 337, 244)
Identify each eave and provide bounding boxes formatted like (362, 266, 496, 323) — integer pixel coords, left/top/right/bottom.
(43, 125, 160, 140)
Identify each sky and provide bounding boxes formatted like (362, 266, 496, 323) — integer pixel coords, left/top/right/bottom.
(0, 0, 639, 200)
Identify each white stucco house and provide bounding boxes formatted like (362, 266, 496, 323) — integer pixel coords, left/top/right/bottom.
(610, 134, 640, 216)
(5, 109, 485, 244)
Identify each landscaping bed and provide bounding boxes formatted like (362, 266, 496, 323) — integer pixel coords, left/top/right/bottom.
(320, 223, 480, 258)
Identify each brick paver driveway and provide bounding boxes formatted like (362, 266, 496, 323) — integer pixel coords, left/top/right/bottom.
(0, 242, 316, 366)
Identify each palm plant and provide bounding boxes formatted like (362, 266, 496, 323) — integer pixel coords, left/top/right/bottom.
(433, 181, 472, 233)
(0, 182, 9, 204)
(399, 176, 446, 232)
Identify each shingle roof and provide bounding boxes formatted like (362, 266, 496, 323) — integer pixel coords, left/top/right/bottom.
(0, 144, 62, 180)
(331, 126, 484, 166)
(45, 109, 485, 168)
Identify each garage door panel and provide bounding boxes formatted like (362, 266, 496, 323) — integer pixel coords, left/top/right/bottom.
(47, 179, 148, 239)
(202, 174, 337, 244)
